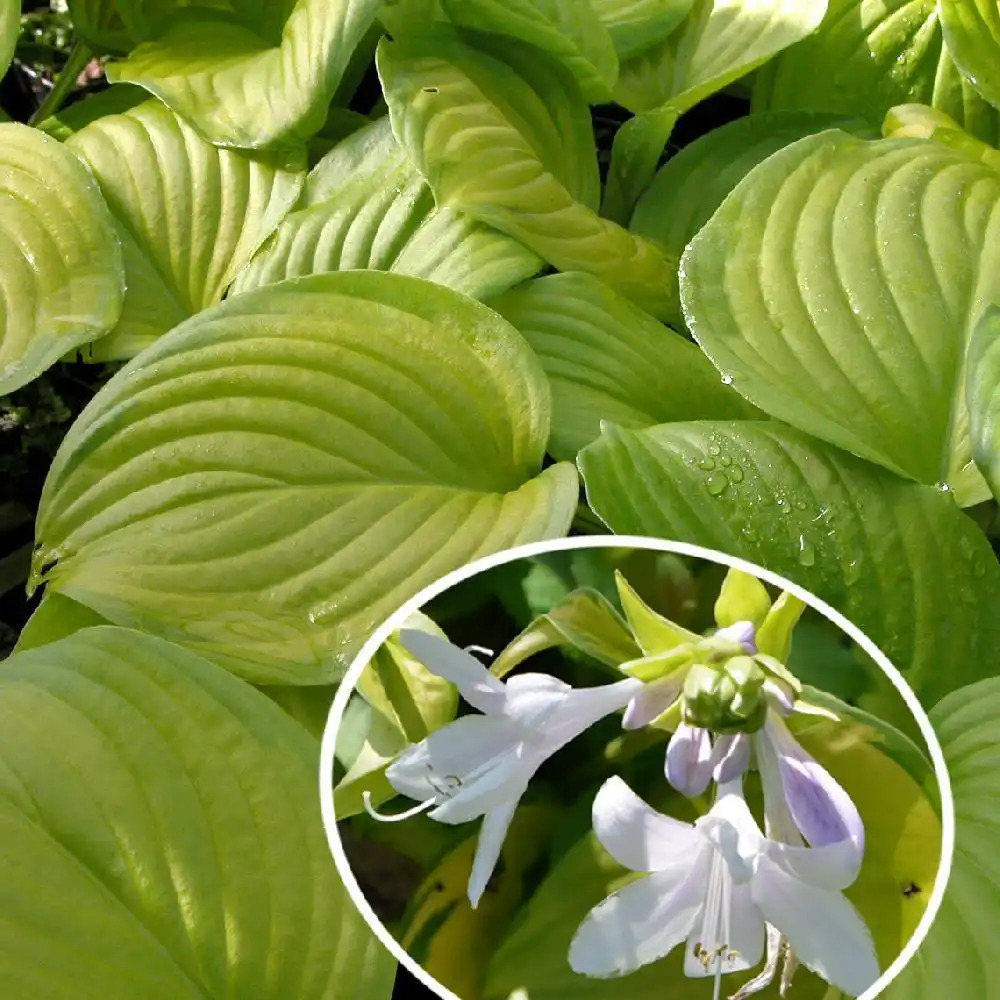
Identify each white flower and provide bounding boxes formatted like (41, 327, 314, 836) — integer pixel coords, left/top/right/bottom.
(569, 777, 879, 998)
(370, 629, 641, 907)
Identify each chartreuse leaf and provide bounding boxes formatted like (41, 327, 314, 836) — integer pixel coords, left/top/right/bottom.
(968, 305, 1000, 499)
(67, 101, 305, 362)
(37, 85, 149, 141)
(377, 29, 678, 319)
(579, 421, 1000, 708)
(107, 0, 384, 148)
(753, 0, 1000, 145)
(439, 0, 619, 101)
(630, 110, 873, 282)
(0, 124, 124, 394)
(233, 117, 541, 300)
(0, 0, 17, 78)
(882, 677, 1000, 999)
(938, 1, 1000, 115)
(0, 626, 394, 1000)
(32, 272, 578, 685)
(491, 272, 752, 460)
(483, 732, 939, 1000)
(591, 0, 694, 60)
(14, 592, 111, 652)
(681, 129, 1000, 504)
(882, 102, 1000, 165)
(603, 0, 829, 222)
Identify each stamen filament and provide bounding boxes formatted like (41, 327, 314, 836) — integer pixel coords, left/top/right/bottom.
(362, 791, 437, 822)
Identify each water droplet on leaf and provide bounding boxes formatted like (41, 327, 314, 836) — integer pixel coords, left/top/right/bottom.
(705, 472, 729, 496)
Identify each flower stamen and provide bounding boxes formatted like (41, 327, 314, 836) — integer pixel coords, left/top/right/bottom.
(362, 791, 437, 823)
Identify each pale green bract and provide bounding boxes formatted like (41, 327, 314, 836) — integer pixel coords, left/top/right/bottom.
(107, 0, 385, 148)
(67, 100, 306, 361)
(680, 128, 1000, 504)
(578, 420, 1000, 708)
(232, 117, 542, 299)
(0, 626, 394, 1000)
(753, 0, 1000, 145)
(0, 123, 125, 395)
(32, 272, 577, 685)
(492, 271, 753, 460)
(376, 28, 679, 320)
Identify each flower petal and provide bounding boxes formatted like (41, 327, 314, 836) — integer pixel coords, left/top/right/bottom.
(752, 856, 880, 997)
(386, 713, 522, 807)
(765, 715, 865, 853)
(569, 852, 712, 977)
(501, 672, 573, 730)
(592, 775, 701, 872)
(399, 628, 507, 713)
(622, 674, 684, 730)
(546, 677, 642, 746)
(762, 837, 862, 891)
(711, 732, 752, 783)
(683, 876, 764, 977)
(467, 797, 519, 908)
(695, 789, 764, 886)
(715, 620, 758, 654)
(666, 723, 714, 797)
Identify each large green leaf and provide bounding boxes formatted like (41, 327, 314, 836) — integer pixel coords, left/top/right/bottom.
(0, 626, 394, 999)
(883, 677, 1000, 999)
(591, 0, 694, 60)
(579, 420, 1000, 707)
(969, 305, 1000, 500)
(484, 729, 940, 1000)
(32, 272, 578, 685)
(938, 1, 1000, 116)
(602, 0, 828, 221)
(680, 128, 1000, 503)
(630, 111, 873, 282)
(0, 124, 124, 395)
(67, 100, 305, 361)
(107, 0, 385, 148)
(439, 0, 619, 101)
(66, 0, 132, 52)
(492, 271, 753, 460)
(232, 117, 541, 300)
(0, 0, 17, 78)
(753, 0, 1000, 144)
(377, 29, 678, 319)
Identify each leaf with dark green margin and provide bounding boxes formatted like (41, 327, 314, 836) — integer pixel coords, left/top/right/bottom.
(602, 0, 829, 222)
(753, 0, 1000, 145)
(484, 727, 940, 999)
(883, 677, 1000, 999)
(107, 0, 385, 148)
(680, 129, 1000, 504)
(630, 110, 875, 289)
(0, 626, 395, 1000)
(0, 0, 17, 78)
(377, 28, 678, 319)
(67, 101, 305, 362)
(439, 0, 619, 101)
(579, 420, 1000, 707)
(591, 0, 694, 60)
(0, 124, 124, 395)
(968, 304, 1000, 499)
(32, 272, 578, 685)
(232, 117, 541, 301)
(492, 271, 754, 460)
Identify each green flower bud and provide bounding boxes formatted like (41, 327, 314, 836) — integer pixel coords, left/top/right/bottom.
(680, 655, 768, 734)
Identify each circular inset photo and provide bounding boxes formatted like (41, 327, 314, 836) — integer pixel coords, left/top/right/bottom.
(320, 538, 952, 1000)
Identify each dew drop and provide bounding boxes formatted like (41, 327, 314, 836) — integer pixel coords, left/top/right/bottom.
(721, 373, 734, 386)
(708, 443, 722, 457)
(729, 465, 744, 483)
(705, 472, 729, 496)
(698, 457, 716, 471)
(720, 453, 732, 467)
(798, 534, 816, 567)
(935, 481, 952, 494)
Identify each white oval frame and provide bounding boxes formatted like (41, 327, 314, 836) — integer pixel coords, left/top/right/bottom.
(319, 535, 955, 1000)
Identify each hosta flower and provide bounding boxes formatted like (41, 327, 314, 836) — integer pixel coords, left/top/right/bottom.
(569, 777, 879, 998)
(368, 629, 641, 906)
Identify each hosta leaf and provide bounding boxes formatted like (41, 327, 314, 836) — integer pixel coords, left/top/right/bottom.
(967, 305, 1000, 499)
(0, 0, 16, 78)
(32, 272, 578, 685)
(753, 0, 1000, 145)
(66, 0, 132, 53)
(0, 124, 124, 395)
(0, 626, 394, 1000)
(630, 111, 873, 279)
(883, 677, 1000, 999)
(940, 0, 1000, 113)
(107, 0, 385, 148)
(377, 29, 678, 319)
(67, 101, 305, 362)
(680, 129, 1000, 503)
(484, 731, 939, 1000)
(439, 0, 619, 101)
(604, 0, 828, 222)
(579, 420, 1000, 708)
(37, 85, 150, 141)
(14, 592, 111, 652)
(591, 0, 694, 60)
(232, 117, 541, 300)
(492, 271, 753, 460)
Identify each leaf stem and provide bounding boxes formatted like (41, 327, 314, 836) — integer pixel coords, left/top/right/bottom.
(29, 39, 93, 126)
